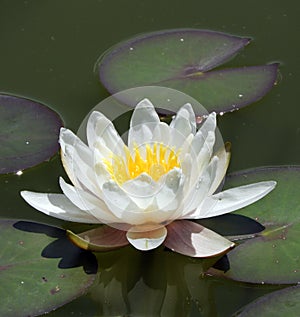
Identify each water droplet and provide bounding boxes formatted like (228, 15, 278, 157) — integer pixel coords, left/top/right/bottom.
(294, 270, 298, 273)
(180, 38, 184, 42)
(261, 281, 265, 285)
(275, 259, 279, 264)
(25, 141, 29, 145)
(20, 281, 24, 284)
(219, 112, 224, 116)
(272, 244, 276, 248)
(129, 47, 134, 51)
(238, 94, 243, 98)
(16, 170, 23, 176)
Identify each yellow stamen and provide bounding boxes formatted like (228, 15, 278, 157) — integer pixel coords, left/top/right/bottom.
(103, 142, 180, 184)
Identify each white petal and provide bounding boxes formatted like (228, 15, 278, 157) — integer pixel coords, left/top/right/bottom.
(190, 112, 216, 154)
(170, 103, 196, 137)
(152, 122, 171, 144)
(188, 181, 277, 219)
(128, 123, 155, 149)
(197, 112, 217, 144)
(60, 128, 91, 187)
(181, 156, 219, 216)
(154, 167, 184, 214)
(64, 143, 102, 198)
(102, 176, 181, 226)
(60, 128, 102, 198)
(121, 173, 157, 210)
(128, 99, 160, 148)
(101, 180, 140, 219)
(126, 226, 167, 251)
(165, 220, 234, 257)
(208, 143, 231, 195)
(130, 98, 160, 128)
(87, 111, 125, 156)
(188, 129, 216, 190)
(20, 191, 99, 223)
(59, 177, 119, 223)
(122, 173, 156, 196)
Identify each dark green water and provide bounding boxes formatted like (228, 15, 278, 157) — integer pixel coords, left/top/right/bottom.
(1, 0, 299, 316)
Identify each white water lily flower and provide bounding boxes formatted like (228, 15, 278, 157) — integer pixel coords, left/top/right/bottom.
(21, 99, 276, 257)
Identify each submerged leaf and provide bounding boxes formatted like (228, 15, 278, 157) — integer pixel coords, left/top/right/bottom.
(98, 29, 278, 114)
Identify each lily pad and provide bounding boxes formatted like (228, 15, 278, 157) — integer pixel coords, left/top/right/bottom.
(0, 220, 96, 317)
(217, 166, 300, 284)
(98, 29, 278, 114)
(0, 94, 63, 174)
(235, 285, 300, 317)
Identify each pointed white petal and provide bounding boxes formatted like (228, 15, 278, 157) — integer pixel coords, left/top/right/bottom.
(87, 111, 125, 156)
(154, 167, 184, 214)
(181, 156, 219, 216)
(130, 98, 160, 127)
(197, 112, 217, 144)
(165, 220, 234, 257)
(207, 143, 231, 195)
(126, 226, 167, 251)
(128, 99, 160, 148)
(189, 112, 216, 173)
(20, 191, 99, 223)
(60, 128, 91, 186)
(170, 103, 196, 137)
(189, 181, 277, 219)
(59, 177, 119, 223)
(59, 128, 103, 198)
(152, 122, 171, 144)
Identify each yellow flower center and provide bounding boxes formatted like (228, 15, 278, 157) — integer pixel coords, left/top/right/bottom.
(103, 143, 180, 184)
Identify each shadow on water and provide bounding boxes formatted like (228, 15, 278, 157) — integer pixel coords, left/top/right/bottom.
(13, 220, 98, 274)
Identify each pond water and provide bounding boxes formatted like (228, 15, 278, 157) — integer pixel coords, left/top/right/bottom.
(1, 0, 299, 316)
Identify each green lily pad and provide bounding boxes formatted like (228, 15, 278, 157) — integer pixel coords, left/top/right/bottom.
(98, 29, 278, 114)
(219, 166, 300, 284)
(0, 94, 63, 174)
(235, 285, 300, 317)
(0, 220, 96, 317)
